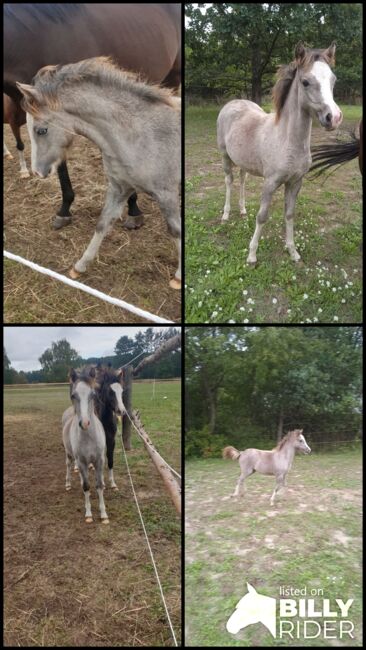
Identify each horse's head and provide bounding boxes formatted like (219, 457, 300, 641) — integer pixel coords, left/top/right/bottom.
(69, 366, 96, 430)
(96, 365, 126, 417)
(295, 42, 342, 131)
(293, 429, 311, 454)
(226, 583, 276, 637)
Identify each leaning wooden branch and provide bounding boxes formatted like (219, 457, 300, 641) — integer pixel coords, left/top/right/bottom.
(133, 333, 181, 376)
(132, 410, 181, 515)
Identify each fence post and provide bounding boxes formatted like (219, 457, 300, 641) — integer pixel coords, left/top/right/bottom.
(122, 365, 133, 450)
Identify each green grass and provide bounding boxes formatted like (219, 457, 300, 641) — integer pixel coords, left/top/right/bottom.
(185, 105, 362, 323)
(185, 452, 362, 647)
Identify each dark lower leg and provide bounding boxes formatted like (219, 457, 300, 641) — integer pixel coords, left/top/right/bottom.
(54, 161, 75, 229)
(124, 193, 144, 229)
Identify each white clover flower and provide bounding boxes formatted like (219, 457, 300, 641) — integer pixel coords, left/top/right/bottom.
(333, 316, 339, 321)
(243, 290, 248, 296)
(303, 293, 309, 300)
(341, 299, 346, 303)
(272, 298, 278, 304)
(292, 275, 297, 281)
(332, 287, 337, 292)
(243, 318, 249, 324)
(318, 308, 323, 313)
(211, 311, 218, 318)
(240, 307, 245, 312)
(228, 319, 235, 323)
(198, 301, 202, 308)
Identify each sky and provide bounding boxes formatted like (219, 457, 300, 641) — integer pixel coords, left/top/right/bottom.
(4, 327, 173, 371)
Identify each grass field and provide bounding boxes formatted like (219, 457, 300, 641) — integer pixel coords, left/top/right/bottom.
(185, 451, 362, 647)
(185, 104, 362, 323)
(4, 380, 181, 647)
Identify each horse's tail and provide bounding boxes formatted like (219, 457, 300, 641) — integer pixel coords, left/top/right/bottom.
(222, 445, 240, 461)
(309, 126, 361, 178)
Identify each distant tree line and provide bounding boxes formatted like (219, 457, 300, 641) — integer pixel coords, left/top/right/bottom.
(185, 326, 362, 457)
(4, 328, 181, 384)
(186, 3, 362, 104)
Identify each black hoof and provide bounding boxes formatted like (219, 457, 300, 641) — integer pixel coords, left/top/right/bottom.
(53, 215, 72, 230)
(124, 214, 144, 230)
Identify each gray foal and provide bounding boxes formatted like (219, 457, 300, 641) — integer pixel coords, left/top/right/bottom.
(62, 366, 109, 524)
(17, 57, 181, 289)
(223, 429, 311, 506)
(217, 42, 342, 264)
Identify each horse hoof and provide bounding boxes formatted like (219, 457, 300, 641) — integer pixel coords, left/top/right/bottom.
(85, 517, 93, 523)
(69, 267, 81, 280)
(20, 171, 30, 179)
(169, 277, 181, 290)
(53, 215, 72, 230)
(111, 486, 119, 491)
(101, 518, 110, 525)
(124, 214, 144, 230)
(4, 152, 13, 160)
(66, 486, 72, 491)
(240, 210, 247, 217)
(73, 467, 79, 473)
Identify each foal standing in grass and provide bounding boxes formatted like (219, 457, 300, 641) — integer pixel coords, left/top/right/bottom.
(217, 42, 342, 264)
(223, 429, 311, 506)
(62, 366, 109, 524)
(17, 57, 181, 289)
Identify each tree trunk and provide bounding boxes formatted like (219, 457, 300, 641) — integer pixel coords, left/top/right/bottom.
(277, 405, 284, 442)
(251, 43, 262, 105)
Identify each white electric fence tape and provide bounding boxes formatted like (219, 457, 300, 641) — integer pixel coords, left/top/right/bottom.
(4, 250, 173, 324)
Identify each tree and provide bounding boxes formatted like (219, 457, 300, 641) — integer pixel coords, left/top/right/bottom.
(39, 339, 81, 382)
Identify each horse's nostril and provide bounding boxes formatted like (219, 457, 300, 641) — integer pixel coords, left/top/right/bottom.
(325, 113, 332, 123)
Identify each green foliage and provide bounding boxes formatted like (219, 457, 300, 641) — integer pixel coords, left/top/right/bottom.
(185, 426, 227, 458)
(39, 338, 81, 382)
(186, 3, 362, 103)
(185, 326, 362, 457)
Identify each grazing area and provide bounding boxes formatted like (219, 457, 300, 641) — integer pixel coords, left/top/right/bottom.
(185, 451, 362, 647)
(185, 105, 362, 323)
(4, 125, 180, 323)
(4, 380, 181, 646)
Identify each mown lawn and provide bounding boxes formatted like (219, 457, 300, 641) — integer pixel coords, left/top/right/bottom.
(185, 105, 362, 324)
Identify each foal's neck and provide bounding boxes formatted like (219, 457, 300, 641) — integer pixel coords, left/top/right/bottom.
(277, 77, 312, 152)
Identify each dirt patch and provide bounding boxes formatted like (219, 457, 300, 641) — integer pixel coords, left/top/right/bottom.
(4, 125, 181, 323)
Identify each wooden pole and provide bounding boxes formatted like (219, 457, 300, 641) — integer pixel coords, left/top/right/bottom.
(132, 411, 181, 515)
(133, 333, 181, 376)
(122, 365, 133, 450)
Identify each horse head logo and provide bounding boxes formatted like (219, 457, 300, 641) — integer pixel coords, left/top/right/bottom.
(226, 583, 276, 637)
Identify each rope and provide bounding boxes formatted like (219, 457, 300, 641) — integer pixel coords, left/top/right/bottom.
(4, 250, 173, 324)
(121, 349, 146, 368)
(119, 427, 178, 646)
(125, 409, 181, 481)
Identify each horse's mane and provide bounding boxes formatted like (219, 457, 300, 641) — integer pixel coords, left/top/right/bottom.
(273, 429, 301, 451)
(22, 56, 175, 116)
(272, 45, 335, 122)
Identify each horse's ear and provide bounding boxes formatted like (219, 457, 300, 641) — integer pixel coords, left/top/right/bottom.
(295, 41, 306, 64)
(117, 368, 124, 382)
(247, 582, 257, 594)
(69, 368, 77, 383)
(324, 42, 336, 65)
(89, 367, 96, 379)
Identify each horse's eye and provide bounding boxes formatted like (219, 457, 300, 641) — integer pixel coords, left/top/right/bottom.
(302, 80, 310, 88)
(36, 127, 48, 136)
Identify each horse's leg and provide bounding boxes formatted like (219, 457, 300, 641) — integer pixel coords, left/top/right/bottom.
(270, 474, 285, 506)
(221, 153, 233, 222)
(232, 472, 246, 497)
(73, 460, 79, 473)
(231, 459, 252, 497)
(65, 453, 73, 491)
(94, 456, 109, 523)
(124, 193, 144, 230)
(106, 430, 118, 490)
(4, 141, 13, 160)
(78, 461, 93, 522)
(70, 182, 132, 277)
(247, 178, 281, 264)
(155, 189, 181, 290)
(10, 121, 29, 179)
(284, 179, 302, 262)
(53, 161, 75, 230)
(239, 169, 247, 216)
